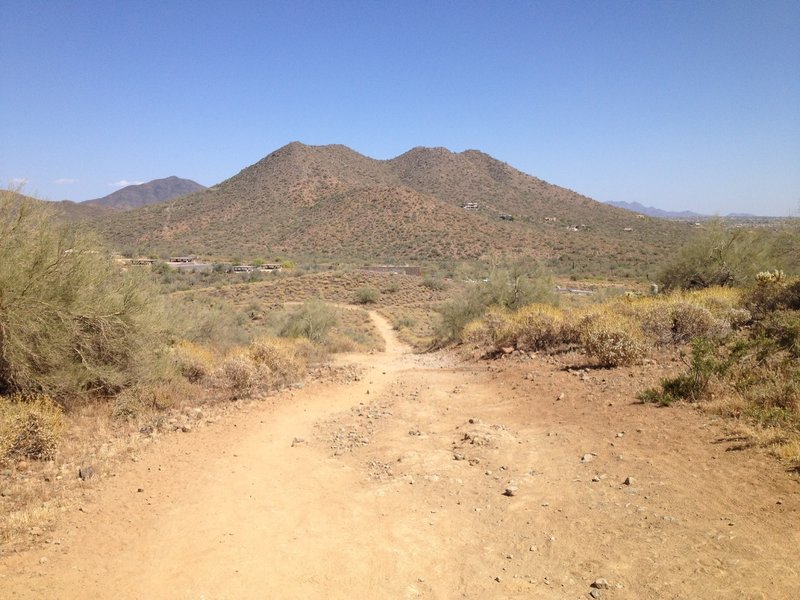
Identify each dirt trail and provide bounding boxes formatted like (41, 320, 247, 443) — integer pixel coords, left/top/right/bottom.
(1, 312, 799, 599)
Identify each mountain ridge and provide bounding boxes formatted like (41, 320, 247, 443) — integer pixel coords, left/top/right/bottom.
(83, 176, 206, 210)
(89, 142, 692, 277)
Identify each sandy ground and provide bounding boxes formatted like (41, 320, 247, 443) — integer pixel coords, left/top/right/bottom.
(1, 312, 798, 599)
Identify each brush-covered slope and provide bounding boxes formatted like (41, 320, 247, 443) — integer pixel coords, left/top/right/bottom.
(92, 142, 691, 275)
(83, 176, 206, 210)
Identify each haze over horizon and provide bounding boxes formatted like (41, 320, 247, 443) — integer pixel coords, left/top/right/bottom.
(1, 1, 798, 217)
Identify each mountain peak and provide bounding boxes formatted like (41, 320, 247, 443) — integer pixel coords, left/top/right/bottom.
(83, 176, 206, 210)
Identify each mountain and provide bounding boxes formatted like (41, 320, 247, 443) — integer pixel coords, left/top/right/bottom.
(89, 142, 692, 277)
(83, 176, 206, 210)
(607, 200, 758, 220)
(606, 200, 704, 219)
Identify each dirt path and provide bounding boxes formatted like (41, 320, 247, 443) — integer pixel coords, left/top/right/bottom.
(1, 312, 799, 599)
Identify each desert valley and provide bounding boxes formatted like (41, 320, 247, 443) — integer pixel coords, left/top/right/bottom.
(1, 142, 799, 599)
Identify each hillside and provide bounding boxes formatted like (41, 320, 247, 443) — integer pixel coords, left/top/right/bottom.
(90, 142, 692, 278)
(83, 176, 205, 210)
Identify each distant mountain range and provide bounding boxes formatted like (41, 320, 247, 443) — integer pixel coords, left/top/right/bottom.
(606, 200, 755, 219)
(86, 142, 692, 278)
(82, 176, 206, 210)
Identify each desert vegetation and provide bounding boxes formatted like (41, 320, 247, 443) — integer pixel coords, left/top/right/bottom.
(0, 192, 388, 544)
(449, 241, 800, 467)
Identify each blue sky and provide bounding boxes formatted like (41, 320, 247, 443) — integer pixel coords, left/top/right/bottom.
(1, 0, 798, 216)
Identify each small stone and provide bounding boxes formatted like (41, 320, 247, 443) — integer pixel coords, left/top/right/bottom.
(503, 486, 518, 497)
(589, 590, 602, 599)
(137, 488, 144, 493)
(180, 424, 192, 433)
(453, 452, 465, 461)
(494, 576, 502, 582)
(557, 393, 565, 401)
(16, 461, 29, 472)
(591, 475, 601, 482)
(291, 437, 305, 447)
(616, 432, 624, 438)
(30, 527, 43, 536)
(581, 454, 594, 463)
(78, 466, 94, 480)
(591, 578, 610, 589)
(39, 557, 48, 565)
(623, 476, 634, 485)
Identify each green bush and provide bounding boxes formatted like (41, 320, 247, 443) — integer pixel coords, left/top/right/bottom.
(353, 286, 380, 305)
(657, 221, 789, 291)
(279, 299, 337, 343)
(434, 260, 556, 345)
(0, 192, 165, 399)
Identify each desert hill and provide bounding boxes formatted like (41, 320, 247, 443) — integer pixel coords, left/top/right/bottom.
(83, 176, 205, 210)
(90, 142, 691, 277)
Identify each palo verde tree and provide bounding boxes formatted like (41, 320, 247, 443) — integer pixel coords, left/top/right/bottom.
(0, 190, 163, 400)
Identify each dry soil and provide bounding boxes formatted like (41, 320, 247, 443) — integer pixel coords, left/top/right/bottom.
(1, 313, 798, 599)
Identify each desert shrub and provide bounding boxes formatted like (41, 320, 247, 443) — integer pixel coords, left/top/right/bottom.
(111, 379, 189, 420)
(509, 304, 565, 351)
(286, 336, 328, 365)
(280, 299, 337, 342)
(460, 319, 491, 345)
(0, 394, 64, 461)
(421, 276, 447, 291)
(212, 352, 260, 399)
(757, 310, 800, 357)
(0, 192, 166, 399)
(248, 337, 306, 388)
(165, 296, 249, 348)
(689, 286, 741, 316)
(484, 261, 557, 310)
(657, 221, 779, 291)
(579, 313, 645, 367)
(393, 314, 416, 330)
(171, 341, 215, 383)
(353, 286, 380, 305)
(743, 272, 800, 320)
(669, 302, 720, 343)
(383, 281, 400, 294)
(625, 292, 734, 346)
(633, 299, 675, 345)
(641, 337, 733, 405)
(434, 285, 493, 345)
(434, 260, 555, 345)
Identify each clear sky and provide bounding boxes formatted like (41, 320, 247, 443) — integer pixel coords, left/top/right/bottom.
(1, 0, 798, 216)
